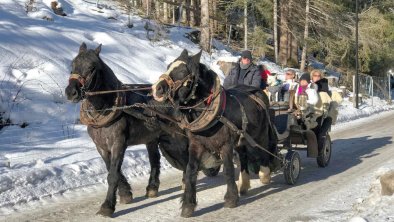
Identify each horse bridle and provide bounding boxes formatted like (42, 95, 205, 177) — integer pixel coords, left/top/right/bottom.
(158, 60, 199, 105)
(69, 70, 99, 98)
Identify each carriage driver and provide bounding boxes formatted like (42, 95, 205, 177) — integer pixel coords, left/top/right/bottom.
(223, 50, 261, 89)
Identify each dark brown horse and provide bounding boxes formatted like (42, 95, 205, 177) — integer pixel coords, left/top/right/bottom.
(151, 49, 276, 217)
(65, 43, 195, 217)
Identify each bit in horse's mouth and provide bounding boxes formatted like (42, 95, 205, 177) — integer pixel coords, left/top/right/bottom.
(151, 84, 165, 102)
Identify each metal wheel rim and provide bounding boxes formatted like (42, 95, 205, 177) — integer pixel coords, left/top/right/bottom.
(292, 155, 300, 179)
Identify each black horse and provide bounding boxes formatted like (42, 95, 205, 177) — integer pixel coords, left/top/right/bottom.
(152, 49, 275, 217)
(65, 43, 198, 217)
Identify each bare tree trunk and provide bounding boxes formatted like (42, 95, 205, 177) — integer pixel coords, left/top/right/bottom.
(213, 0, 218, 33)
(155, 0, 160, 19)
(291, 36, 298, 64)
(181, 1, 187, 24)
(300, 0, 310, 71)
(286, 0, 296, 62)
(172, 0, 176, 24)
(244, 0, 248, 50)
(190, 0, 195, 26)
(200, 0, 210, 52)
(186, 0, 191, 26)
(279, 0, 288, 65)
(287, 34, 298, 64)
(144, 0, 150, 17)
(163, 1, 168, 22)
(273, 0, 278, 63)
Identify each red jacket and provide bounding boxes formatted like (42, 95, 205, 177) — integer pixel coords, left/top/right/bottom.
(261, 70, 270, 82)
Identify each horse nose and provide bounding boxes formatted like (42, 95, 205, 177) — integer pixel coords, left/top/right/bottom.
(156, 84, 163, 95)
(65, 86, 79, 101)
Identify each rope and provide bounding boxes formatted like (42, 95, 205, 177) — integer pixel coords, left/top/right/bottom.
(219, 115, 283, 161)
(84, 87, 152, 96)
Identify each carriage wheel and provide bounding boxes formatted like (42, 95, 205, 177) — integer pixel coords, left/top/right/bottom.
(317, 134, 332, 168)
(284, 150, 301, 185)
(202, 166, 221, 177)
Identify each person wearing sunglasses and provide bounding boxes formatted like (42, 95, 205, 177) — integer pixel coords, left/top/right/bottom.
(311, 69, 331, 96)
(280, 69, 298, 102)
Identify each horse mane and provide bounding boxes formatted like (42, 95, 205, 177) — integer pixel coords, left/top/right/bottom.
(195, 63, 216, 97)
(98, 56, 123, 90)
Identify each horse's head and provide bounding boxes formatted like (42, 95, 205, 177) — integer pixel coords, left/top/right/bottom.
(65, 42, 103, 103)
(152, 49, 202, 104)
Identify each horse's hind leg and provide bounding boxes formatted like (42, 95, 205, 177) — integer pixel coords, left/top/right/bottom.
(236, 146, 250, 196)
(222, 143, 239, 208)
(259, 151, 271, 185)
(145, 140, 161, 197)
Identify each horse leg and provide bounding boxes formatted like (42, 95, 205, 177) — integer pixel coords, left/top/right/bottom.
(180, 140, 201, 218)
(181, 170, 186, 190)
(236, 146, 250, 196)
(222, 143, 239, 208)
(97, 146, 133, 205)
(259, 151, 271, 185)
(145, 140, 161, 198)
(118, 171, 133, 204)
(97, 144, 126, 217)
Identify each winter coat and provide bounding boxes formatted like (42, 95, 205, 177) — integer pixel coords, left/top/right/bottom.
(295, 83, 318, 105)
(223, 63, 261, 89)
(314, 78, 331, 96)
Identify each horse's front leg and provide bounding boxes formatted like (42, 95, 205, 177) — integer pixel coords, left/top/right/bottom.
(145, 140, 161, 197)
(180, 140, 202, 218)
(96, 146, 133, 205)
(118, 171, 133, 204)
(97, 143, 127, 217)
(222, 143, 239, 208)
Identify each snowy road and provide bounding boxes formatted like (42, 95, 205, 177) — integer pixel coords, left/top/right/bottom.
(3, 111, 394, 222)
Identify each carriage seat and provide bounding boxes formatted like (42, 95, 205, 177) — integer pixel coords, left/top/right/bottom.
(268, 102, 292, 139)
(269, 101, 290, 111)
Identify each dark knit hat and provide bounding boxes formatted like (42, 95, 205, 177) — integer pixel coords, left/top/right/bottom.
(241, 50, 252, 60)
(299, 73, 311, 82)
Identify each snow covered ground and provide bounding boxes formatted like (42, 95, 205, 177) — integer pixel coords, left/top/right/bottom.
(0, 0, 393, 221)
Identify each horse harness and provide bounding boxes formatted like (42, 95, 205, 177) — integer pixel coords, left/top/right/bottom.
(69, 73, 127, 128)
(157, 60, 199, 105)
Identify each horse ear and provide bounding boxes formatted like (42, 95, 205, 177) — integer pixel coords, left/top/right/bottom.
(95, 44, 102, 55)
(79, 42, 87, 53)
(191, 50, 202, 65)
(177, 49, 188, 62)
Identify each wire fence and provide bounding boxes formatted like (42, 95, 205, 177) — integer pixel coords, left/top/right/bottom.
(355, 73, 392, 103)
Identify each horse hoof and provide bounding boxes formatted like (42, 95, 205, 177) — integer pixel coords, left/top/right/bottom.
(96, 207, 114, 218)
(259, 166, 271, 185)
(224, 200, 238, 208)
(260, 178, 271, 185)
(239, 189, 248, 196)
(146, 189, 158, 198)
(181, 207, 194, 218)
(119, 194, 133, 204)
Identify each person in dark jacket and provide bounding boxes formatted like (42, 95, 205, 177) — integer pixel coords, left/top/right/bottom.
(311, 69, 331, 96)
(223, 50, 261, 89)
